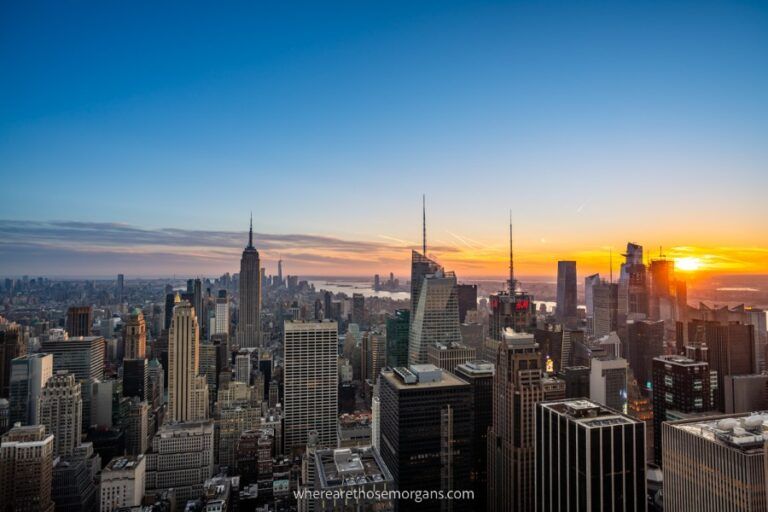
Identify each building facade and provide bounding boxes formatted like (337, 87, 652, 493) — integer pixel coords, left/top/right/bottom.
(536, 399, 646, 512)
(283, 321, 338, 452)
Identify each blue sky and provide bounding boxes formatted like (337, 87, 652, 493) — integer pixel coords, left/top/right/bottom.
(1, 1, 767, 277)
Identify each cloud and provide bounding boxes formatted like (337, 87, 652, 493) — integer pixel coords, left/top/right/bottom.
(0, 219, 456, 277)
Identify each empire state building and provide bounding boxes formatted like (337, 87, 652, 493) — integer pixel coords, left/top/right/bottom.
(237, 216, 261, 348)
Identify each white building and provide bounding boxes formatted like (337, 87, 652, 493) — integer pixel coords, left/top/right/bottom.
(145, 420, 215, 508)
(589, 356, 628, 412)
(100, 455, 146, 512)
(9, 353, 52, 425)
(40, 371, 82, 457)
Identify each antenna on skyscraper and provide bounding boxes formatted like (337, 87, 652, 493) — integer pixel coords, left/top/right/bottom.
(422, 194, 427, 255)
(508, 210, 515, 294)
(248, 211, 254, 249)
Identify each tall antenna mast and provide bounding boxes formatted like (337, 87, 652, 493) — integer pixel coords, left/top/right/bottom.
(508, 210, 515, 294)
(422, 194, 427, 255)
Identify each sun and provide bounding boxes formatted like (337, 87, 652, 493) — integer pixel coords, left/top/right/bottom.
(675, 257, 702, 272)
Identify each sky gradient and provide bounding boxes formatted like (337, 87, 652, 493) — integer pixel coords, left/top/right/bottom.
(1, 1, 767, 278)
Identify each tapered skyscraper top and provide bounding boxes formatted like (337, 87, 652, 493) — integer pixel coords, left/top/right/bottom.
(247, 212, 254, 250)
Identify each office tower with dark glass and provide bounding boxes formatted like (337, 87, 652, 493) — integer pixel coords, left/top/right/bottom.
(626, 319, 664, 390)
(283, 321, 338, 453)
(386, 309, 409, 368)
(123, 358, 148, 400)
(555, 261, 577, 325)
(457, 283, 478, 323)
(237, 216, 262, 348)
(455, 360, 494, 512)
(684, 319, 755, 410)
(536, 400, 646, 512)
(379, 364, 473, 512)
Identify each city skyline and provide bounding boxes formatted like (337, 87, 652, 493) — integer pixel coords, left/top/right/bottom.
(2, 2, 767, 278)
(0, 216, 766, 278)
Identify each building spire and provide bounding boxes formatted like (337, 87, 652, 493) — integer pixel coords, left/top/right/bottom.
(247, 212, 254, 249)
(422, 194, 427, 255)
(508, 210, 516, 294)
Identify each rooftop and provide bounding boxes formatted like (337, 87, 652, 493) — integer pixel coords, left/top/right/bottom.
(315, 447, 394, 490)
(670, 412, 768, 453)
(541, 399, 640, 427)
(654, 354, 708, 367)
(383, 365, 468, 390)
(455, 360, 494, 376)
(105, 455, 144, 472)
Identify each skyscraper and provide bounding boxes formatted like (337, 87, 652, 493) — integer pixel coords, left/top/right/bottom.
(536, 399, 646, 512)
(684, 319, 755, 411)
(592, 279, 618, 338)
(40, 371, 83, 458)
(40, 336, 104, 429)
(489, 220, 536, 338)
(66, 306, 93, 337)
(626, 319, 665, 390)
(123, 358, 148, 400)
(555, 261, 577, 325)
(0, 320, 27, 399)
(488, 330, 545, 512)
(408, 269, 461, 365)
(0, 424, 55, 512)
(386, 309, 409, 368)
(116, 274, 125, 302)
(237, 216, 262, 348)
(455, 360, 494, 512)
(168, 299, 209, 422)
(588, 356, 628, 412)
(617, 243, 649, 338)
(145, 420, 215, 508)
(379, 365, 473, 512)
(123, 308, 147, 360)
(214, 290, 229, 335)
(283, 321, 338, 452)
(652, 354, 715, 465)
(456, 284, 478, 323)
(663, 412, 768, 512)
(9, 353, 52, 425)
